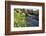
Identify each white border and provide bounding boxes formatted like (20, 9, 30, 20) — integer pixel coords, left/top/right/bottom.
(10, 5, 42, 31)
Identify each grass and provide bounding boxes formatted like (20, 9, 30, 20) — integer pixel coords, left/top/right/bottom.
(14, 10, 26, 27)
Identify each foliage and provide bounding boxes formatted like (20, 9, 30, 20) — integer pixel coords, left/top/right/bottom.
(14, 9, 26, 27)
